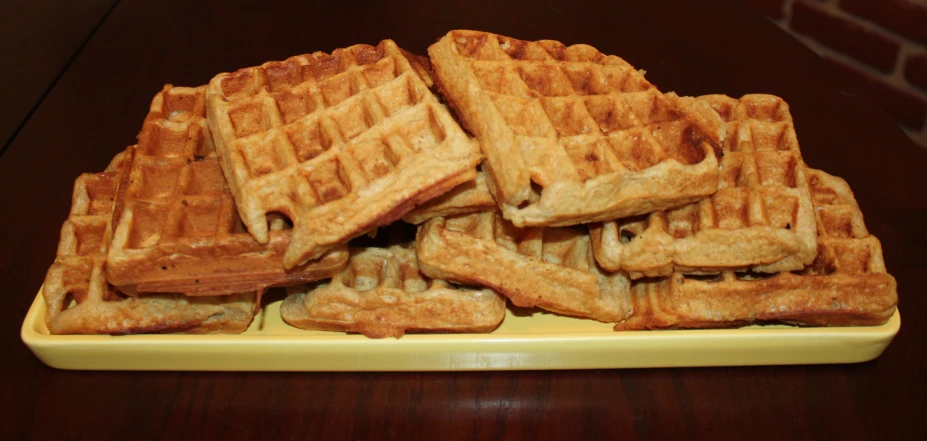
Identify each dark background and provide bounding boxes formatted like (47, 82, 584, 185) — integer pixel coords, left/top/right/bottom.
(2, 0, 925, 439)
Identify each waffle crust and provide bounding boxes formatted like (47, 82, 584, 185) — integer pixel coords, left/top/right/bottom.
(206, 40, 482, 268)
(105, 86, 348, 296)
(417, 212, 631, 322)
(428, 30, 720, 227)
(281, 246, 505, 338)
(402, 170, 497, 224)
(42, 151, 256, 335)
(590, 95, 817, 277)
(615, 168, 898, 330)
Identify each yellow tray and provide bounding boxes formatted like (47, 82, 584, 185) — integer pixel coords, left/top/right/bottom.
(21, 290, 900, 371)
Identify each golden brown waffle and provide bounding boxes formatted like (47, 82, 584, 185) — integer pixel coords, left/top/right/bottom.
(206, 40, 482, 268)
(591, 94, 817, 278)
(106, 85, 348, 296)
(615, 168, 897, 330)
(428, 30, 720, 227)
(42, 151, 256, 335)
(416, 212, 631, 322)
(281, 245, 505, 338)
(402, 169, 496, 224)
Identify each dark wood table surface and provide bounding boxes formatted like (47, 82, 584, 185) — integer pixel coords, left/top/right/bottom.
(2, 0, 926, 439)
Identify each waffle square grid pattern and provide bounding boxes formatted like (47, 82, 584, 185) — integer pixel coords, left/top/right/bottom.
(42, 152, 256, 335)
(590, 94, 818, 278)
(105, 86, 348, 297)
(206, 40, 482, 269)
(615, 168, 898, 330)
(281, 245, 506, 338)
(416, 211, 632, 323)
(36, 32, 898, 337)
(428, 30, 720, 228)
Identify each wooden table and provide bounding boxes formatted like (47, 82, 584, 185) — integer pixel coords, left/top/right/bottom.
(2, 0, 925, 439)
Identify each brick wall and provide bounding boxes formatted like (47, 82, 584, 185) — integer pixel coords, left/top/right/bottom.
(744, 0, 927, 149)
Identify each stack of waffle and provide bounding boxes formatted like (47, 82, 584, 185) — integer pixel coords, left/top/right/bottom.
(42, 31, 897, 337)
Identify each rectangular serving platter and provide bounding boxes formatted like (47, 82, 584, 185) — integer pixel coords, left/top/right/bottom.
(22, 288, 900, 371)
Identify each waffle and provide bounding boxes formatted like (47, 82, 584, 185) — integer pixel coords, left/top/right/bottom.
(281, 245, 505, 338)
(402, 169, 496, 224)
(42, 151, 256, 335)
(416, 211, 631, 322)
(615, 168, 898, 330)
(590, 94, 817, 278)
(428, 30, 720, 227)
(206, 40, 482, 268)
(106, 85, 348, 296)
